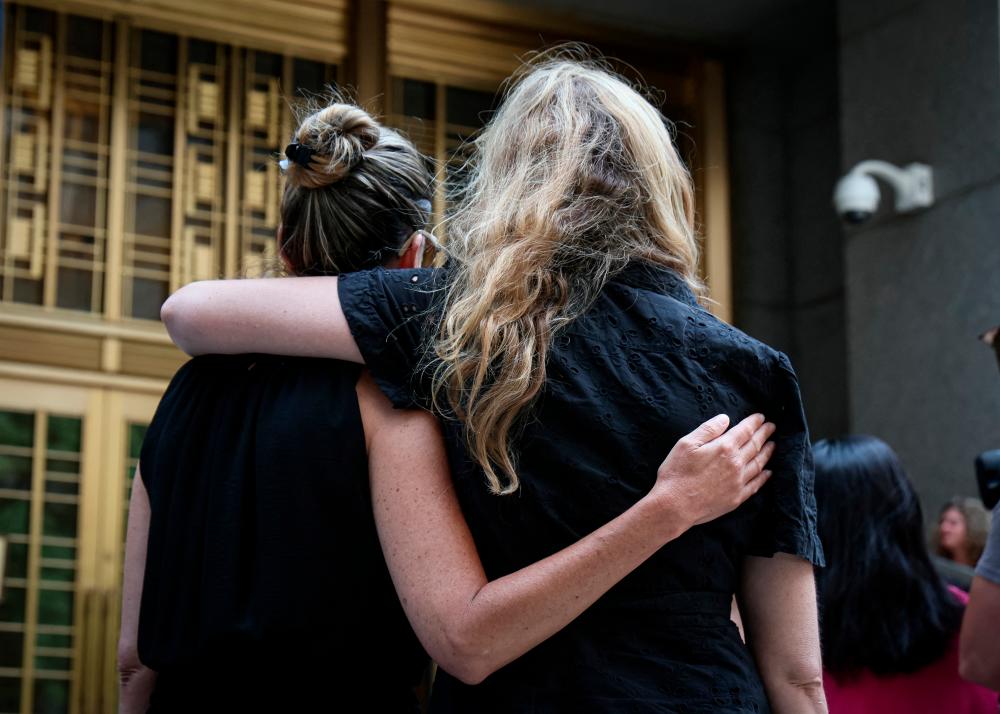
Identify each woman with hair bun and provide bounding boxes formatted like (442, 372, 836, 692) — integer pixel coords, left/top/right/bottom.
(119, 98, 774, 713)
(163, 53, 824, 713)
(814, 436, 996, 714)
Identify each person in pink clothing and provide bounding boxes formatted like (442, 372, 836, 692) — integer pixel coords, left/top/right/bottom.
(813, 436, 998, 714)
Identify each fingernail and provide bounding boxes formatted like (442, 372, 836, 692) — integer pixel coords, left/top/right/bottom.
(762, 469, 772, 478)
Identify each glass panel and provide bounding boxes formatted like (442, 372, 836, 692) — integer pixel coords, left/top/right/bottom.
(63, 110, 100, 144)
(38, 590, 73, 625)
(59, 184, 97, 227)
(445, 85, 495, 128)
(131, 277, 168, 320)
(33, 679, 69, 714)
(292, 58, 330, 98)
(65, 15, 102, 59)
(25, 6, 55, 34)
(402, 78, 436, 120)
(0, 676, 20, 713)
(7, 542, 28, 578)
(42, 502, 77, 539)
(0, 585, 27, 624)
(0, 498, 30, 533)
(55, 264, 97, 311)
(46, 416, 80, 453)
(188, 38, 217, 65)
(0, 632, 24, 666)
(123, 423, 148, 532)
(137, 29, 177, 73)
(0, 411, 34, 447)
(134, 195, 172, 238)
(136, 113, 174, 155)
(0, 453, 32, 489)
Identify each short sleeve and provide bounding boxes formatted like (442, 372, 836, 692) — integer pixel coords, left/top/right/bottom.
(337, 267, 444, 409)
(746, 351, 826, 566)
(975, 502, 1000, 583)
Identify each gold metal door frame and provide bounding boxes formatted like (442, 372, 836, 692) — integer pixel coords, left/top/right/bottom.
(0, 377, 159, 714)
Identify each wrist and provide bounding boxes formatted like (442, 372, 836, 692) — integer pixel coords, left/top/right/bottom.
(638, 484, 692, 544)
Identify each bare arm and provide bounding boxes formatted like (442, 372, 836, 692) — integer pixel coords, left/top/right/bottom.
(161, 277, 360, 360)
(359, 373, 775, 684)
(740, 554, 827, 714)
(959, 575, 1000, 689)
(118, 470, 157, 714)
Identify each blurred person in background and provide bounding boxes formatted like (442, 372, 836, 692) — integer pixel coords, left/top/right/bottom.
(934, 497, 992, 568)
(960, 492, 1000, 690)
(814, 436, 997, 714)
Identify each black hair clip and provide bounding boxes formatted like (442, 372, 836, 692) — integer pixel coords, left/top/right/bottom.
(282, 142, 317, 170)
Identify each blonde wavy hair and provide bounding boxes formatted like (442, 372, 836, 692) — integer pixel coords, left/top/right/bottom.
(432, 52, 703, 494)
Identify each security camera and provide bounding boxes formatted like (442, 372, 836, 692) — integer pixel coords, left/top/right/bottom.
(833, 161, 934, 225)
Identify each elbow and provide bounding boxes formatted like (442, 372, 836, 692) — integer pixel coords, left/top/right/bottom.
(959, 644, 1000, 690)
(440, 659, 491, 687)
(161, 283, 207, 355)
(765, 659, 826, 706)
(428, 627, 496, 686)
(117, 638, 143, 687)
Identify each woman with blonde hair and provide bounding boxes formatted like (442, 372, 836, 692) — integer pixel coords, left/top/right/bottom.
(162, 56, 826, 713)
(121, 97, 775, 713)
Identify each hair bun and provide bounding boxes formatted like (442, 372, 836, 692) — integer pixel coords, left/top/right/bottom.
(288, 104, 380, 189)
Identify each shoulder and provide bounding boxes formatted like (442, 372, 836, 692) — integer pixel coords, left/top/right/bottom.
(338, 267, 446, 307)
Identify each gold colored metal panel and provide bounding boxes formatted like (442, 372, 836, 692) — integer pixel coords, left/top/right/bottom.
(698, 60, 733, 323)
(21, 0, 348, 64)
(0, 362, 168, 395)
(0, 325, 103, 371)
(118, 340, 186, 379)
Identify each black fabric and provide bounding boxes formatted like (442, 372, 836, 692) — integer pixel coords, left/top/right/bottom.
(138, 354, 426, 713)
(338, 263, 824, 714)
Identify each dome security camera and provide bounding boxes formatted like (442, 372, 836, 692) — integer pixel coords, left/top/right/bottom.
(833, 161, 934, 225)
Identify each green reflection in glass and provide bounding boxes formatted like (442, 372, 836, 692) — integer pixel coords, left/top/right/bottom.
(42, 503, 77, 539)
(36, 632, 71, 649)
(0, 411, 33, 447)
(0, 454, 32, 490)
(36, 589, 74, 626)
(46, 458, 79, 474)
(41, 545, 75, 560)
(33, 679, 69, 714)
(46, 416, 81, 453)
(40, 566, 74, 583)
(0, 585, 26, 621)
(0, 500, 30, 534)
(128, 424, 148, 460)
(34, 655, 71, 671)
(6, 542, 27, 578)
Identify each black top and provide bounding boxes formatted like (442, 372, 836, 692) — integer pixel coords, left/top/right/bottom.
(138, 354, 426, 713)
(338, 262, 824, 714)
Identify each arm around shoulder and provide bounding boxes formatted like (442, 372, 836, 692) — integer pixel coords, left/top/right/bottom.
(161, 276, 361, 361)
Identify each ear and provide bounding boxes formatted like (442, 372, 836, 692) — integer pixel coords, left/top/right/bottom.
(276, 223, 294, 273)
(398, 231, 425, 269)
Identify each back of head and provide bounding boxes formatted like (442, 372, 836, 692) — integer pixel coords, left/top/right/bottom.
(814, 436, 962, 678)
(279, 100, 432, 275)
(433, 50, 701, 493)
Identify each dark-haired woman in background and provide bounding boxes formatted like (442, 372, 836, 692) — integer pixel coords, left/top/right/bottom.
(814, 436, 996, 714)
